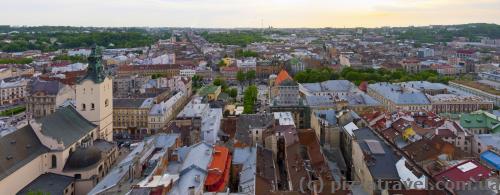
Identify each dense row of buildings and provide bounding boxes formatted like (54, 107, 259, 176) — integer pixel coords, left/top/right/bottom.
(0, 25, 500, 195)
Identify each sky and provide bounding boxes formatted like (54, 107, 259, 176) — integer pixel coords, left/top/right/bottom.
(2, 0, 500, 28)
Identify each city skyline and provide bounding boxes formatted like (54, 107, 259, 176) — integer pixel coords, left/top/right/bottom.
(2, 0, 500, 28)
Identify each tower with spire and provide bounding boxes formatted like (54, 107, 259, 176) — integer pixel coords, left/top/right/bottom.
(83, 45, 106, 83)
(75, 45, 114, 141)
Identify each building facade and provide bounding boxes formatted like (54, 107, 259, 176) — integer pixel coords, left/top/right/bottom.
(0, 79, 28, 106)
(26, 79, 75, 119)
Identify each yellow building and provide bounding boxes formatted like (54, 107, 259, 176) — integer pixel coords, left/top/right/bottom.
(222, 57, 234, 66)
(198, 85, 221, 101)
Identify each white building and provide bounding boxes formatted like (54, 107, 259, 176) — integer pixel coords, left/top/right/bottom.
(68, 48, 91, 57)
(273, 112, 295, 127)
(152, 54, 175, 64)
(179, 69, 196, 77)
(201, 108, 222, 144)
(236, 58, 257, 71)
(51, 62, 88, 73)
(0, 79, 28, 106)
(148, 91, 186, 130)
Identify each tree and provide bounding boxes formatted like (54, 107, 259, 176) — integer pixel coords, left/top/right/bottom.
(243, 85, 258, 114)
(228, 88, 238, 98)
(53, 54, 87, 63)
(236, 70, 246, 88)
(192, 75, 203, 89)
(217, 60, 226, 67)
(151, 73, 165, 79)
(213, 77, 228, 92)
(235, 49, 258, 58)
(0, 58, 33, 64)
(246, 70, 256, 84)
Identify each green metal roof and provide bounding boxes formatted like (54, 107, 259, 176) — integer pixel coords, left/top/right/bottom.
(198, 85, 221, 96)
(80, 45, 106, 84)
(460, 110, 500, 133)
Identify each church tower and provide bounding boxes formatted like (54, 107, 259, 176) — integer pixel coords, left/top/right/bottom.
(75, 45, 113, 141)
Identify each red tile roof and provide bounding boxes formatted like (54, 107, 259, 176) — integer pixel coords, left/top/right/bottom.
(205, 146, 231, 192)
(456, 49, 476, 55)
(275, 69, 292, 85)
(359, 81, 368, 92)
(433, 160, 494, 189)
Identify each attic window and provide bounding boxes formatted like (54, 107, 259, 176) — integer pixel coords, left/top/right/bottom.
(464, 119, 471, 123)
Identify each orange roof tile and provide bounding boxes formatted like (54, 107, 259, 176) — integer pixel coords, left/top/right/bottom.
(205, 146, 231, 191)
(275, 69, 292, 85)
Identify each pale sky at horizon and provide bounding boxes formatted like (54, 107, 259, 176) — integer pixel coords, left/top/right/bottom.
(2, 0, 500, 28)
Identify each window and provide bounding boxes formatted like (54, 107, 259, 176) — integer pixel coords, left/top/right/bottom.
(105, 99, 109, 107)
(82, 104, 86, 111)
(51, 155, 57, 168)
(91, 103, 95, 110)
(74, 174, 81, 179)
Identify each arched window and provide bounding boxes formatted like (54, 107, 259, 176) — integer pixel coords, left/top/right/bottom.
(51, 155, 57, 168)
(105, 99, 109, 107)
(82, 104, 86, 111)
(91, 103, 95, 110)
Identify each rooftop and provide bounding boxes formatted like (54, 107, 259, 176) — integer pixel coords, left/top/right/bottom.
(275, 69, 293, 86)
(235, 114, 274, 146)
(368, 82, 430, 105)
(238, 146, 257, 193)
(30, 79, 64, 95)
(0, 125, 49, 181)
(37, 105, 97, 148)
(204, 146, 231, 191)
(17, 173, 74, 195)
(113, 98, 153, 108)
(480, 151, 500, 171)
(300, 80, 355, 94)
(201, 108, 222, 144)
(452, 80, 500, 96)
(177, 100, 209, 119)
(460, 110, 500, 133)
(433, 160, 493, 183)
(273, 112, 295, 126)
(198, 85, 221, 96)
(476, 134, 500, 151)
(314, 110, 337, 126)
(305, 95, 336, 107)
(402, 136, 463, 162)
(89, 133, 179, 195)
(169, 142, 214, 195)
(353, 127, 400, 180)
